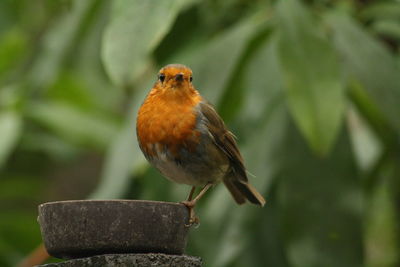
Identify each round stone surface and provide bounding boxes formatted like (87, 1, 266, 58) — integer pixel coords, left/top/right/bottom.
(38, 200, 190, 259)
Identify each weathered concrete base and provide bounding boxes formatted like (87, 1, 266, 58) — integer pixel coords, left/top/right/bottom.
(37, 253, 202, 267)
(38, 200, 190, 258)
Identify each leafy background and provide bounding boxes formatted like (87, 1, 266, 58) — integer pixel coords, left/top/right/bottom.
(0, 0, 400, 266)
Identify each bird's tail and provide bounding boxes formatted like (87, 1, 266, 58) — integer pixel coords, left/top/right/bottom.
(223, 178, 266, 206)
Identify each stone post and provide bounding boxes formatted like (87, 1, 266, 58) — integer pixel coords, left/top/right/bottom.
(36, 200, 202, 267)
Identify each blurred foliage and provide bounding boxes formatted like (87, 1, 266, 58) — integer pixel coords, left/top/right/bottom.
(0, 0, 400, 266)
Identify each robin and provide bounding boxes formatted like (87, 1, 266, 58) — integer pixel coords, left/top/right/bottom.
(136, 64, 265, 223)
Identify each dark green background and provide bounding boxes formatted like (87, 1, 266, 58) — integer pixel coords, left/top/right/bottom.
(0, 0, 399, 266)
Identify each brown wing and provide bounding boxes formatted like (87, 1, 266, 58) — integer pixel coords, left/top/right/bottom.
(199, 102, 248, 182)
(199, 101, 266, 206)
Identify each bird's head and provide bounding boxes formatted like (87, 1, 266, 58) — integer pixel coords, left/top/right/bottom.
(157, 64, 193, 90)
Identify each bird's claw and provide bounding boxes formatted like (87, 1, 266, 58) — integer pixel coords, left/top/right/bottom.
(180, 200, 200, 227)
(188, 216, 200, 228)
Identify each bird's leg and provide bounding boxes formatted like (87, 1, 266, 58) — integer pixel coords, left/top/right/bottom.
(181, 183, 212, 207)
(181, 186, 198, 225)
(182, 186, 197, 225)
(186, 186, 196, 201)
(181, 183, 213, 225)
(190, 183, 213, 205)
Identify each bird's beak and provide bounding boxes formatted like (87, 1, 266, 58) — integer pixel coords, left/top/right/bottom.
(175, 73, 184, 82)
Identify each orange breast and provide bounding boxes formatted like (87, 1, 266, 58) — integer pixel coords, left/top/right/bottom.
(137, 88, 203, 157)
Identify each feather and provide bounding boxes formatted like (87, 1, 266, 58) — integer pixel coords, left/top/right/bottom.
(199, 102, 266, 206)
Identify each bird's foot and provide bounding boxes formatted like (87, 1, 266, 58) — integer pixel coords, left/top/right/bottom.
(180, 200, 195, 208)
(180, 200, 200, 227)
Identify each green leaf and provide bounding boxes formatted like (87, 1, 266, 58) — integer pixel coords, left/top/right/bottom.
(238, 33, 282, 127)
(347, 107, 382, 172)
(88, 102, 146, 199)
(365, 179, 399, 267)
(277, 0, 345, 155)
(360, 2, 400, 21)
(21, 132, 81, 161)
(102, 0, 194, 87)
(89, 77, 153, 199)
(216, 20, 273, 121)
(27, 0, 95, 90)
(276, 122, 363, 267)
(27, 101, 118, 149)
(71, 1, 122, 112)
(173, 15, 265, 103)
(372, 20, 400, 41)
(325, 12, 400, 134)
(0, 28, 27, 77)
(0, 111, 21, 168)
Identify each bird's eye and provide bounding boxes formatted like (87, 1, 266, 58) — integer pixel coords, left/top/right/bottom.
(189, 76, 193, 82)
(158, 74, 165, 83)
